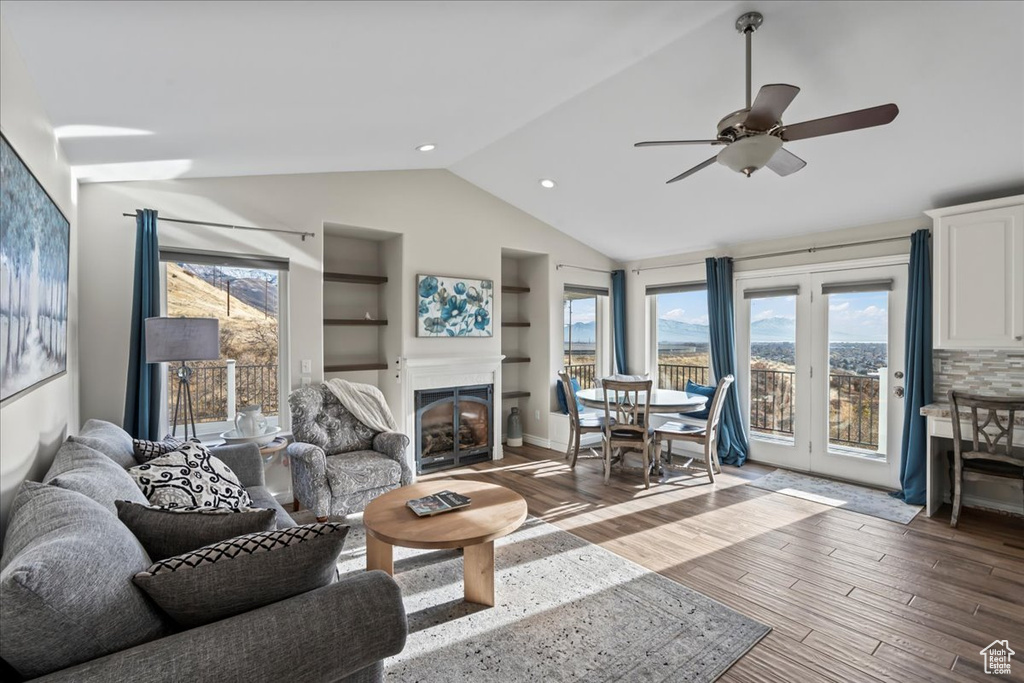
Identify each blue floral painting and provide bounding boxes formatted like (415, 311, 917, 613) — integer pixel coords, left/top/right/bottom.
(417, 274, 493, 337)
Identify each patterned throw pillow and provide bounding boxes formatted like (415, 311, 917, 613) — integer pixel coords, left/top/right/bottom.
(128, 441, 252, 510)
(132, 436, 187, 463)
(133, 523, 349, 627)
(115, 500, 277, 561)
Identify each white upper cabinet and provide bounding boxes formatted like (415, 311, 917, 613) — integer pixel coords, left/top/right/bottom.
(927, 196, 1024, 349)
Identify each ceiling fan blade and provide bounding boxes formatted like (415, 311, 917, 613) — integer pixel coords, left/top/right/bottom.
(779, 103, 899, 142)
(744, 84, 801, 131)
(765, 147, 806, 176)
(635, 140, 723, 147)
(666, 155, 718, 184)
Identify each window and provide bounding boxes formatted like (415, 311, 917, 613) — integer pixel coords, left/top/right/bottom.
(161, 249, 287, 436)
(563, 285, 609, 389)
(647, 283, 710, 390)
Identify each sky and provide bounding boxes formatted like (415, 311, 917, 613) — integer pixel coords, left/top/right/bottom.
(565, 289, 890, 342)
(657, 290, 709, 326)
(564, 296, 595, 324)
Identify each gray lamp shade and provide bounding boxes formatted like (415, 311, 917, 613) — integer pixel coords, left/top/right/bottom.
(145, 317, 220, 363)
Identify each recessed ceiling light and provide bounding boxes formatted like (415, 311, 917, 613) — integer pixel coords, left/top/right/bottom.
(539, 179, 557, 189)
(416, 143, 436, 152)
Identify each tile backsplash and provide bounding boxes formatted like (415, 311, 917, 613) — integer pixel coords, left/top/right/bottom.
(933, 349, 1024, 398)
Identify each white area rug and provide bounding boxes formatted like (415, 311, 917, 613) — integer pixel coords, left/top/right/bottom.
(299, 510, 771, 682)
(748, 469, 922, 524)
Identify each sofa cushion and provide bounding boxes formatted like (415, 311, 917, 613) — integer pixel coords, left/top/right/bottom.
(133, 523, 348, 628)
(0, 483, 173, 678)
(44, 439, 149, 513)
(116, 500, 277, 561)
(247, 485, 297, 529)
(128, 441, 252, 510)
(290, 384, 375, 455)
(325, 451, 402, 496)
(68, 418, 138, 469)
(133, 436, 188, 463)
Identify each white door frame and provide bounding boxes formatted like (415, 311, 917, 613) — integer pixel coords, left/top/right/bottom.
(734, 255, 909, 486)
(809, 263, 907, 489)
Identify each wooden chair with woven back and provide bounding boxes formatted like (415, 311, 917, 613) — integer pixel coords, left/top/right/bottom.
(558, 371, 615, 469)
(652, 375, 734, 483)
(947, 390, 1024, 528)
(600, 378, 654, 488)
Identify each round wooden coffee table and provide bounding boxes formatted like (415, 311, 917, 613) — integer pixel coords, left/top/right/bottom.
(362, 479, 527, 607)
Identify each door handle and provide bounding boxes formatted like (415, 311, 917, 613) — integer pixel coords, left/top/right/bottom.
(894, 386, 905, 398)
(894, 371, 904, 379)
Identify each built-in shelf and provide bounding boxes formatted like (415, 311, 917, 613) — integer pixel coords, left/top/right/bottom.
(501, 321, 530, 328)
(502, 285, 531, 294)
(325, 362, 389, 372)
(324, 272, 388, 285)
(502, 356, 531, 364)
(501, 390, 531, 400)
(324, 319, 388, 326)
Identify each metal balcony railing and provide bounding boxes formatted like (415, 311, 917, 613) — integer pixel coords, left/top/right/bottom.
(169, 361, 279, 424)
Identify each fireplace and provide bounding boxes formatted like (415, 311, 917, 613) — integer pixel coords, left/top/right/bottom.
(414, 384, 493, 474)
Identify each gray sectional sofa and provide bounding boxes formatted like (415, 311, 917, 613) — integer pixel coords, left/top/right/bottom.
(0, 419, 408, 682)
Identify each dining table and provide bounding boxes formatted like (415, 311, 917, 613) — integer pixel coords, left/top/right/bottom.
(575, 387, 708, 415)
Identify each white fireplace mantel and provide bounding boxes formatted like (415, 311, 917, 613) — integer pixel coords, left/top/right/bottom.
(399, 355, 505, 469)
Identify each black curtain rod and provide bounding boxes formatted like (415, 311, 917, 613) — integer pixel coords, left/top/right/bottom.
(123, 212, 315, 241)
(631, 233, 917, 274)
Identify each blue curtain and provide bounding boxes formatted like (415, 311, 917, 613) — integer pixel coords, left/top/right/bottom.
(894, 230, 933, 504)
(611, 269, 627, 373)
(705, 257, 749, 465)
(123, 209, 162, 439)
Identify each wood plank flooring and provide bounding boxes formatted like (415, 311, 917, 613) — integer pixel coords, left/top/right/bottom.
(421, 444, 1024, 682)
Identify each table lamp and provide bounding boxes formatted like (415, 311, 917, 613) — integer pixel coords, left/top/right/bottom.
(145, 317, 220, 440)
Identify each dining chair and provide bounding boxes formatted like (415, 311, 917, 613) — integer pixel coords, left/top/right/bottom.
(652, 375, 735, 483)
(947, 390, 1024, 528)
(558, 371, 614, 468)
(600, 378, 654, 488)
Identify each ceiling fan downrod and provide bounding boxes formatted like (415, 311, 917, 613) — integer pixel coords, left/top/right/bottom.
(736, 12, 763, 110)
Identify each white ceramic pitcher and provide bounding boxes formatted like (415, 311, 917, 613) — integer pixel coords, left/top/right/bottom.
(235, 405, 268, 437)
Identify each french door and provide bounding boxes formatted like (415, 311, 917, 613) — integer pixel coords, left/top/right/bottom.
(735, 261, 908, 489)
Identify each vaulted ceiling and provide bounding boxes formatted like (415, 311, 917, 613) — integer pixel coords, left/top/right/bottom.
(4, 1, 1022, 260)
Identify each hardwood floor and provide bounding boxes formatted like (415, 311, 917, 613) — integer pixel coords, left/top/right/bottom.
(422, 444, 1024, 682)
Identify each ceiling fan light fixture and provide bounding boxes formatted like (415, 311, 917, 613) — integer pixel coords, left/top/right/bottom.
(717, 135, 782, 176)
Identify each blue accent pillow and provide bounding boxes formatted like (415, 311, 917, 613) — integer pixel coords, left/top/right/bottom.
(556, 377, 584, 415)
(684, 380, 715, 420)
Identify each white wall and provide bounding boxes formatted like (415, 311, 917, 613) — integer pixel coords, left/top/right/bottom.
(0, 19, 79, 535)
(76, 170, 615, 457)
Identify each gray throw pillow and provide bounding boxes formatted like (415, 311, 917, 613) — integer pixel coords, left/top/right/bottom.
(115, 501, 278, 561)
(133, 523, 349, 628)
(69, 418, 138, 469)
(128, 441, 252, 509)
(0, 483, 173, 678)
(44, 440, 150, 513)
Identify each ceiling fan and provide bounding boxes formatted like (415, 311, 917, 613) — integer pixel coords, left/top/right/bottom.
(635, 11, 899, 183)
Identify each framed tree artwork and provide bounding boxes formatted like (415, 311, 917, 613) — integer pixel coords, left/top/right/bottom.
(0, 134, 71, 402)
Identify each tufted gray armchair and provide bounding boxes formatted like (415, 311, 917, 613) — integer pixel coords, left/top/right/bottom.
(288, 385, 412, 520)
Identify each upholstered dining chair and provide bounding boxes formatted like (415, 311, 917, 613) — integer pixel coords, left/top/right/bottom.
(652, 375, 735, 483)
(288, 384, 412, 521)
(558, 370, 614, 468)
(600, 378, 654, 488)
(947, 390, 1024, 528)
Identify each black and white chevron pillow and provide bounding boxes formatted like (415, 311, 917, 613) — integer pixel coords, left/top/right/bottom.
(137, 523, 345, 577)
(132, 436, 188, 463)
(128, 441, 251, 510)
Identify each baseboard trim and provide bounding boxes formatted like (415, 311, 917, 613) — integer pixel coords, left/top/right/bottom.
(523, 433, 551, 449)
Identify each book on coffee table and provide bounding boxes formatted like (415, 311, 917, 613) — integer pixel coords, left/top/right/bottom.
(406, 490, 472, 517)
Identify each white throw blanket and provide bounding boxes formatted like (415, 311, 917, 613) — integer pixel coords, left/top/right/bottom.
(324, 379, 398, 433)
